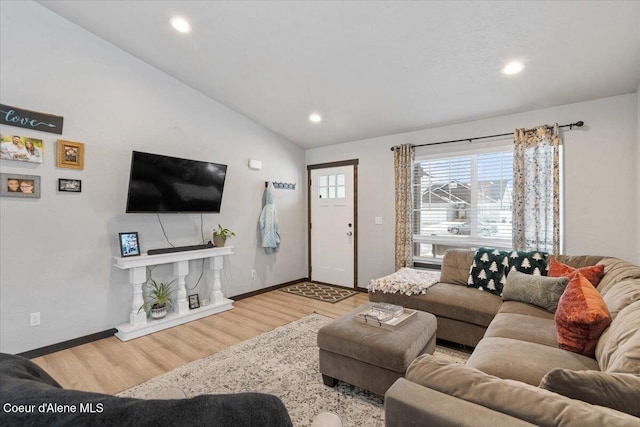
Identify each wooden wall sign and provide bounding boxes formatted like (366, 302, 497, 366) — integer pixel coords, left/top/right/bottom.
(0, 104, 64, 135)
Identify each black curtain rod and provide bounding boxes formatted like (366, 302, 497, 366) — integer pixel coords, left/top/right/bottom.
(390, 121, 584, 151)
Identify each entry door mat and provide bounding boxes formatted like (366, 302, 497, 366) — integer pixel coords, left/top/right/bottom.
(279, 282, 357, 303)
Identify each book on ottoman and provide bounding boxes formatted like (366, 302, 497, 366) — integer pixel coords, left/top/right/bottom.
(354, 306, 416, 330)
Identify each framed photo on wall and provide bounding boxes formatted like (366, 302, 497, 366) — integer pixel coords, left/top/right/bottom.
(119, 232, 141, 257)
(0, 134, 44, 163)
(0, 173, 41, 198)
(188, 294, 200, 310)
(56, 139, 85, 170)
(58, 178, 82, 192)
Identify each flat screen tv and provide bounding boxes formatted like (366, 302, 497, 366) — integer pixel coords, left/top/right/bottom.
(125, 151, 227, 213)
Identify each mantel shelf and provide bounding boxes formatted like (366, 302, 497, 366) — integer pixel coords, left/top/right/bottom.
(114, 246, 234, 269)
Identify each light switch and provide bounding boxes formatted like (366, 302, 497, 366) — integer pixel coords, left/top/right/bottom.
(375, 216, 383, 225)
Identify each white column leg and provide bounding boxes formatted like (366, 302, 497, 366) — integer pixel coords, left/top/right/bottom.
(209, 255, 225, 305)
(174, 260, 190, 314)
(129, 267, 147, 327)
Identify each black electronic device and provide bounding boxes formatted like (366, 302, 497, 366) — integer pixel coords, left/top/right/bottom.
(125, 151, 228, 213)
(147, 242, 215, 255)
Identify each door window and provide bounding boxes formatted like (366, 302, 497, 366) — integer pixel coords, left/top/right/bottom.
(319, 174, 346, 198)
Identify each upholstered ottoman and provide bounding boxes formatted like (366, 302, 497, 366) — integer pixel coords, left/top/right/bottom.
(317, 302, 437, 395)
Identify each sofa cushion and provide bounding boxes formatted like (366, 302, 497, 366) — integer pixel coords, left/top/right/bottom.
(552, 254, 605, 269)
(467, 337, 599, 386)
(539, 368, 640, 417)
(467, 248, 509, 295)
(498, 300, 555, 319)
(602, 278, 640, 320)
(597, 258, 640, 295)
(502, 270, 569, 312)
(596, 300, 640, 373)
(371, 281, 501, 327)
(548, 257, 605, 287)
(555, 273, 612, 357)
(406, 354, 638, 427)
(505, 250, 549, 276)
(483, 313, 558, 347)
(440, 249, 474, 286)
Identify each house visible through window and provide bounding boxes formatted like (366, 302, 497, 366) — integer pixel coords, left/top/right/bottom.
(413, 147, 514, 266)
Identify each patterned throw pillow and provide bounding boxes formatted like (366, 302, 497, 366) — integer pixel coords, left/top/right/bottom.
(555, 272, 612, 357)
(502, 270, 569, 312)
(505, 250, 549, 276)
(467, 248, 509, 296)
(548, 258, 605, 287)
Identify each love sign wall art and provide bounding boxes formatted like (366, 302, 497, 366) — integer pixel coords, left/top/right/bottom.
(0, 104, 64, 135)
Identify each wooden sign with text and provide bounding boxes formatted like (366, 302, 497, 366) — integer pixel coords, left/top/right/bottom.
(0, 104, 64, 134)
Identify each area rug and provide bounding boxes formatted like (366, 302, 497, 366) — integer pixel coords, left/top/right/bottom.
(279, 282, 357, 303)
(118, 313, 469, 427)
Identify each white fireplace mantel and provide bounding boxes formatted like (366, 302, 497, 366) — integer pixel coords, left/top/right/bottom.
(113, 246, 234, 341)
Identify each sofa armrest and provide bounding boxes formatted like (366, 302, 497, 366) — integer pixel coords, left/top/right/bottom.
(385, 378, 535, 427)
(404, 355, 640, 427)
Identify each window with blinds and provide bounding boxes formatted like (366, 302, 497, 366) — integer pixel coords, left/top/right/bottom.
(413, 147, 514, 265)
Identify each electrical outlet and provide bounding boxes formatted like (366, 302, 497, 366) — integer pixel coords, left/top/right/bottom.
(30, 312, 41, 327)
(251, 269, 257, 279)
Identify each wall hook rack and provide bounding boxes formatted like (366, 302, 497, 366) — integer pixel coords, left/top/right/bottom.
(265, 181, 296, 190)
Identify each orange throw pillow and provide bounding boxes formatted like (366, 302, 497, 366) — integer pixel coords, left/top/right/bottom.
(548, 258, 605, 287)
(555, 272, 612, 357)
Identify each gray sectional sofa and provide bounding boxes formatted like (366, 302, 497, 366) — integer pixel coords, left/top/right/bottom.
(370, 249, 640, 426)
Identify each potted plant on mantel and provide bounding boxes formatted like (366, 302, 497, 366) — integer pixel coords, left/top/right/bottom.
(138, 279, 176, 320)
(213, 224, 235, 247)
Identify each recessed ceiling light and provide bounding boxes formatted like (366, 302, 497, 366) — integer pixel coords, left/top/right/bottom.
(502, 61, 524, 75)
(170, 17, 191, 33)
(309, 113, 322, 123)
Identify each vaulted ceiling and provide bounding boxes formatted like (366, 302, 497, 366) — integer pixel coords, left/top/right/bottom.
(38, 1, 640, 149)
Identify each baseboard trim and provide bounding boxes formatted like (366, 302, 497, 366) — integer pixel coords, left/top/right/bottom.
(231, 278, 308, 301)
(17, 329, 117, 359)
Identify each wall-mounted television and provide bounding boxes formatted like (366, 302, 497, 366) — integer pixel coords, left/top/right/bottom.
(125, 151, 227, 213)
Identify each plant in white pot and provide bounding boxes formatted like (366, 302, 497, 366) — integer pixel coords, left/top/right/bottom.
(138, 279, 176, 319)
(213, 224, 235, 247)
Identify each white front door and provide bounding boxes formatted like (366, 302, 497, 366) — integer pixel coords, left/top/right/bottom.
(310, 165, 355, 287)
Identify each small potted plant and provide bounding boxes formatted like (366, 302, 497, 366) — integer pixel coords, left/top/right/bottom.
(138, 279, 176, 319)
(213, 224, 235, 247)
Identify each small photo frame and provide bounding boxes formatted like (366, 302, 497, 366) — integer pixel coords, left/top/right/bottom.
(188, 294, 201, 310)
(56, 139, 85, 170)
(119, 232, 141, 257)
(0, 173, 41, 198)
(58, 178, 81, 192)
(0, 134, 44, 163)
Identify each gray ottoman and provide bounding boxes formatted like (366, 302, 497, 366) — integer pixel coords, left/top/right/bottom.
(317, 302, 437, 395)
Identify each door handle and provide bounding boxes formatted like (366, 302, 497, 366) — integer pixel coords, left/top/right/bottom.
(346, 231, 353, 236)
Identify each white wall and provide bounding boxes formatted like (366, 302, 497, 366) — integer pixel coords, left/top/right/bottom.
(306, 94, 639, 287)
(0, 1, 307, 354)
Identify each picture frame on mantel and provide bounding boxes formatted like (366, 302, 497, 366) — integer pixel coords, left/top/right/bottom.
(56, 139, 85, 170)
(188, 294, 201, 310)
(119, 232, 141, 257)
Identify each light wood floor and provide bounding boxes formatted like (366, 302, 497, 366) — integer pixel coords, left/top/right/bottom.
(32, 289, 369, 395)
